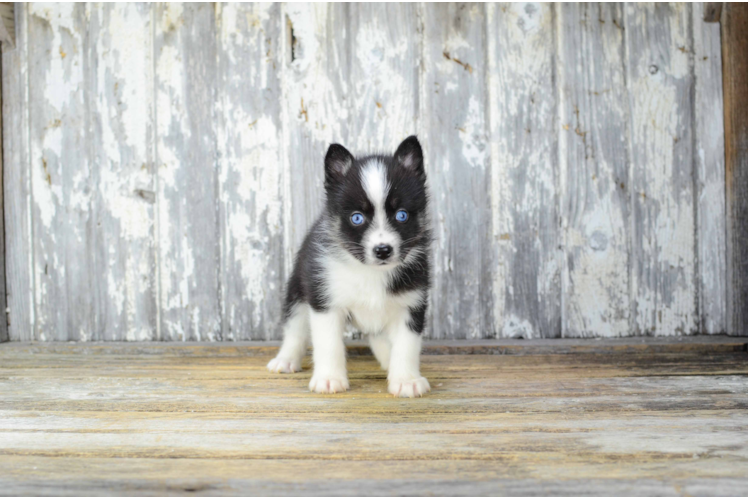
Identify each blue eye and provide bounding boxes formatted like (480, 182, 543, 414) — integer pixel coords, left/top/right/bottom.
(395, 209, 409, 222)
(350, 213, 365, 226)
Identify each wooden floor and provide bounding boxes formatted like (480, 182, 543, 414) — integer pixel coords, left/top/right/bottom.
(1, 338, 747, 496)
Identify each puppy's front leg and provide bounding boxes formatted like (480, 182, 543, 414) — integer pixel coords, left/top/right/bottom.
(387, 320, 430, 398)
(309, 308, 349, 394)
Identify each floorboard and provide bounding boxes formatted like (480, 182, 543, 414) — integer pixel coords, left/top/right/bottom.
(0, 339, 747, 496)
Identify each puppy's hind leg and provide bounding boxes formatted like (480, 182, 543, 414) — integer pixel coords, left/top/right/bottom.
(369, 333, 391, 371)
(267, 304, 310, 373)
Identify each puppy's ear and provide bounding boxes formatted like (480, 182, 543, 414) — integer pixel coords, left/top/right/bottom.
(324, 143, 354, 189)
(394, 135, 424, 175)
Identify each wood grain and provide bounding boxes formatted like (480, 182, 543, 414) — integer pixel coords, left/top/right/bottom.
(487, 3, 561, 339)
(88, 3, 157, 341)
(154, 3, 221, 341)
(216, 3, 285, 340)
(558, 3, 630, 337)
(693, 2, 727, 334)
(28, 4, 95, 341)
(2, 456, 747, 496)
(625, 3, 696, 336)
(722, 3, 748, 336)
(3, 335, 745, 357)
(1, 3, 32, 341)
(0, 342, 746, 495)
(348, 3, 419, 153)
(0, 16, 6, 342)
(281, 3, 350, 263)
(422, 3, 490, 339)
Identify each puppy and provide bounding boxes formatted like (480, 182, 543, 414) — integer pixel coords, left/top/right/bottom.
(267, 136, 432, 397)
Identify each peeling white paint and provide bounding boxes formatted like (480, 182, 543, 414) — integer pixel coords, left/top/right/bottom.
(489, 2, 559, 338)
(459, 96, 486, 170)
(502, 315, 535, 339)
(692, 2, 727, 334)
(5, 2, 728, 341)
(513, 2, 543, 34)
(87, 4, 157, 341)
(102, 5, 150, 163)
(281, 2, 350, 255)
(215, 3, 286, 339)
(557, 4, 630, 338)
(626, 3, 696, 336)
(349, 5, 416, 153)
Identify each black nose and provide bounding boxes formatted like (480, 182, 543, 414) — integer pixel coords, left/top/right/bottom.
(374, 244, 393, 260)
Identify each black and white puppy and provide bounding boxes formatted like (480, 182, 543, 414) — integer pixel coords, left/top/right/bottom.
(267, 136, 432, 397)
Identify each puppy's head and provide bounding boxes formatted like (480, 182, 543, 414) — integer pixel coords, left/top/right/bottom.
(324, 136, 429, 269)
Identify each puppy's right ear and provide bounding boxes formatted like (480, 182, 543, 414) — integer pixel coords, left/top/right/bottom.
(324, 143, 354, 189)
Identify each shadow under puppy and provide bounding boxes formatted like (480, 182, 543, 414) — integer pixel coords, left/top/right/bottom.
(268, 136, 432, 397)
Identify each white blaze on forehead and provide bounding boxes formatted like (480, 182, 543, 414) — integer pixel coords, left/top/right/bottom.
(360, 160, 400, 261)
(360, 160, 389, 212)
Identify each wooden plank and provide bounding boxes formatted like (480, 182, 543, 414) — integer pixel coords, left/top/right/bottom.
(3, 357, 748, 388)
(557, 3, 630, 337)
(722, 3, 748, 336)
(281, 3, 350, 266)
(1, 3, 32, 341)
(0, 15, 6, 342)
(2, 335, 745, 357)
(2, 348, 746, 371)
(28, 4, 95, 341)
(703, 2, 723, 23)
(88, 3, 157, 341)
(693, 2, 727, 334)
(487, 3, 561, 338)
(422, 4, 490, 339)
(1, 456, 747, 496)
(0, 2, 13, 46)
(347, 4, 419, 152)
(154, 3, 220, 341)
(2, 398, 748, 458)
(215, 3, 284, 340)
(2, 348, 746, 381)
(3, 358, 747, 386)
(1, 348, 745, 369)
(625, 3, 696, 336)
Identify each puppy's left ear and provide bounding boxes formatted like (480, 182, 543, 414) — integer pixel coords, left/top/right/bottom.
(324, 143, 354, 189)
(394, 135, 424, 176)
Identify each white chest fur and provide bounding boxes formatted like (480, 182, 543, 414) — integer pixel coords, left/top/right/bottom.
(322, 256, 424, 335)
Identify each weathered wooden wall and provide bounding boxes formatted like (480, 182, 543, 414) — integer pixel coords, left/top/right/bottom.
(2, 3, 728, 341)
(722, 3, 748, 337)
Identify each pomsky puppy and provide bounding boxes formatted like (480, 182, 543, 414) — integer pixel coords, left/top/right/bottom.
(267, 136, 432, 397)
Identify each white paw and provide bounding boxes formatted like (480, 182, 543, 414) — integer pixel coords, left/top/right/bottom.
(267, 357, 302, 373)
(388, 376, 430, 398)
(309, 374, 350, 394)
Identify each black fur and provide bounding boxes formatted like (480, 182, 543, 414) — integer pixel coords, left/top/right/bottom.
(282, 220, 331, 316)
(407, 301, 428, 334)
